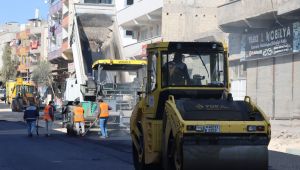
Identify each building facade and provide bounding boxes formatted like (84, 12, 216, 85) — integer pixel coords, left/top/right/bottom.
(0, 22, 20, 70)
(12, 19, 48, 80)
(116, 0, 225, 59)
(218, 0, 300, 119)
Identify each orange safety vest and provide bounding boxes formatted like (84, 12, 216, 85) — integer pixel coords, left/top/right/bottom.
(43, 105, 52, 121)
(99, 103, 109, 118)
(74, 106, 85, 122)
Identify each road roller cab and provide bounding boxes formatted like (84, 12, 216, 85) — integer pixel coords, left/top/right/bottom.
(130, 42, 271, 170)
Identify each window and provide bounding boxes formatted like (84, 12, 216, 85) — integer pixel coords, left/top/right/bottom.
(162, 52, 225, 87)
(147, 53, 157, 93)
(84, 0, 112, 4)
(125, 30, 134, 37)
(127, 0, 134, 5)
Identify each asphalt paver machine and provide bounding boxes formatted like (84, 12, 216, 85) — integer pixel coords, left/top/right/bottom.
(92, 59, 147, 127)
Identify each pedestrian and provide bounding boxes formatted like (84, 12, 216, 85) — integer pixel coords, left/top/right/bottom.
(61, 101, 69, 128)
(98, 99, 112, 138)
(43, 101, 55, 136)
(73, 101, 85, 136)
(23, 102, 39, 137)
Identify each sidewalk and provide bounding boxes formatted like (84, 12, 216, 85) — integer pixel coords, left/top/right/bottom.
(269, 120, 300, 155)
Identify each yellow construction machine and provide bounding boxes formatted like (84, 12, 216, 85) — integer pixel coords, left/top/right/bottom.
(130, 42, 271, 170)
(6, 78, 37, 111)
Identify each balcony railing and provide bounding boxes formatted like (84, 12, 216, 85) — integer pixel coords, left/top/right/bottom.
(30, 46, 42, 54)
(48, 49, 62, 61)
(50, 0, 63, 16)
(18, 47, 30, 56)
(62, 39, 69, 51)
(62, 15, 69, 28)
(117, 0, 163, 25)
(218, 0, 278, 28)
(123, 36, 162, 59)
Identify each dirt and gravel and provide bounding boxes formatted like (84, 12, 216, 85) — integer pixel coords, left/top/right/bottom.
(269, 120, 300, 154)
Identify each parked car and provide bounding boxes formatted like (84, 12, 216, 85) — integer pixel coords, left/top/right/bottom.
(0, 89, 6, 101)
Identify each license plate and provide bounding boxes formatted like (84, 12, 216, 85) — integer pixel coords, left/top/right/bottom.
(196, 125, 220, 133)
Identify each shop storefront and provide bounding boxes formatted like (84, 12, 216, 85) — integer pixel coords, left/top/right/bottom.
(244, 21, 300, 119)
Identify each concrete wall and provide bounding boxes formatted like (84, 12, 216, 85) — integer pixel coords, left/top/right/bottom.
(246, 60, 257, 103)
(246, 54, 300, 119)
(162, 0, 224, 41)
(274, 55, 293, 119)
(256, 58, 273, 117)
(293, 53, 300, 118)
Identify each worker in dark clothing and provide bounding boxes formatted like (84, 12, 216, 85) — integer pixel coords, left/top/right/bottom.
(163, 53, 191, 86)
(23, 103, 39, 137)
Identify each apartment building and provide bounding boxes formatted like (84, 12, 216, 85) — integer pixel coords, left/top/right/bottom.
(218, 0, 300, 119)
(12, 19, 48, 80)
(0, 22, 20, 69)
(116, 0, 225, 59)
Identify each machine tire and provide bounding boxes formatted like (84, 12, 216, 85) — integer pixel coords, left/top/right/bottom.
(66, 124, 76, 136)
(132, 138, 158, 170)
(165, 134, 183, 170)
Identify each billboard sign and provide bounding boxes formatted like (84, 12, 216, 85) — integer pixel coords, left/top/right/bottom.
(245, 22, 300, 60)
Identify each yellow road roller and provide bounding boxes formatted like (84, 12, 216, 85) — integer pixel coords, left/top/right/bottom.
(130, 42, 271, 170)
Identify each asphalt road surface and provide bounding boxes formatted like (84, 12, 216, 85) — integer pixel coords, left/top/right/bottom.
(0, 102, 300, 170)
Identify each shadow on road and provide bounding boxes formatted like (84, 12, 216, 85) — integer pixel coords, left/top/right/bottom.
(269, 150, 300, 170)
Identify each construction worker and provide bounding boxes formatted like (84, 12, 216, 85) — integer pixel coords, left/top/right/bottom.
(163, 53, 191, 86)
(73, 101, 85, 136)
(23, 102, 39, 137)
(44, 101, 55, 136)
(98, 99, 112, 138)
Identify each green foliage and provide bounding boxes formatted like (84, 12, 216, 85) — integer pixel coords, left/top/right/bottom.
(31, 61, 52, 85)
(0, 44, 18, 83)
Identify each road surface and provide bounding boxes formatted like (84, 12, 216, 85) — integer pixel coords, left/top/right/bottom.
(0, 102, 299, 170)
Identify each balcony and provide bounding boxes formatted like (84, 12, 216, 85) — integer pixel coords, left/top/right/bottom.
(123, 36, 162, 59)
(18, 47, 30, 56)
(117, 0, 163, 27)
(49, 24, 62, 37)
(17, 64, 28, 73)
(62, 39, 69, 51)
(30, 46, 42, 54)
(48, 49, 62, 62)
(218, 0, 278, 32)
(278, 0, 300, 15)
(50, 1, 63, 17)
(62, 15, 69, 28)
(74, 3, 115, 15)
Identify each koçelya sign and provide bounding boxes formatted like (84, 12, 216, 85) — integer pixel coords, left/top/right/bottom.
(245, 22, 300, 60)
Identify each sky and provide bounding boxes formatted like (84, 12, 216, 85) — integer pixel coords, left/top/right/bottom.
(0, 0, 48, 25)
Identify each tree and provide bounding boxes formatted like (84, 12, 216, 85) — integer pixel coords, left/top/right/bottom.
(0, 44, 18, 84)
(31, 61, 52, 86)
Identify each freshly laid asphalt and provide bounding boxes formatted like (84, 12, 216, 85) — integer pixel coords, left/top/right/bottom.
(0, 102, 300, 170)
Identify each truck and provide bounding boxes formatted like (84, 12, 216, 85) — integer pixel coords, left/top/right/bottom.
(6, 78, 37, 112)
(130, 42, 271, 170)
